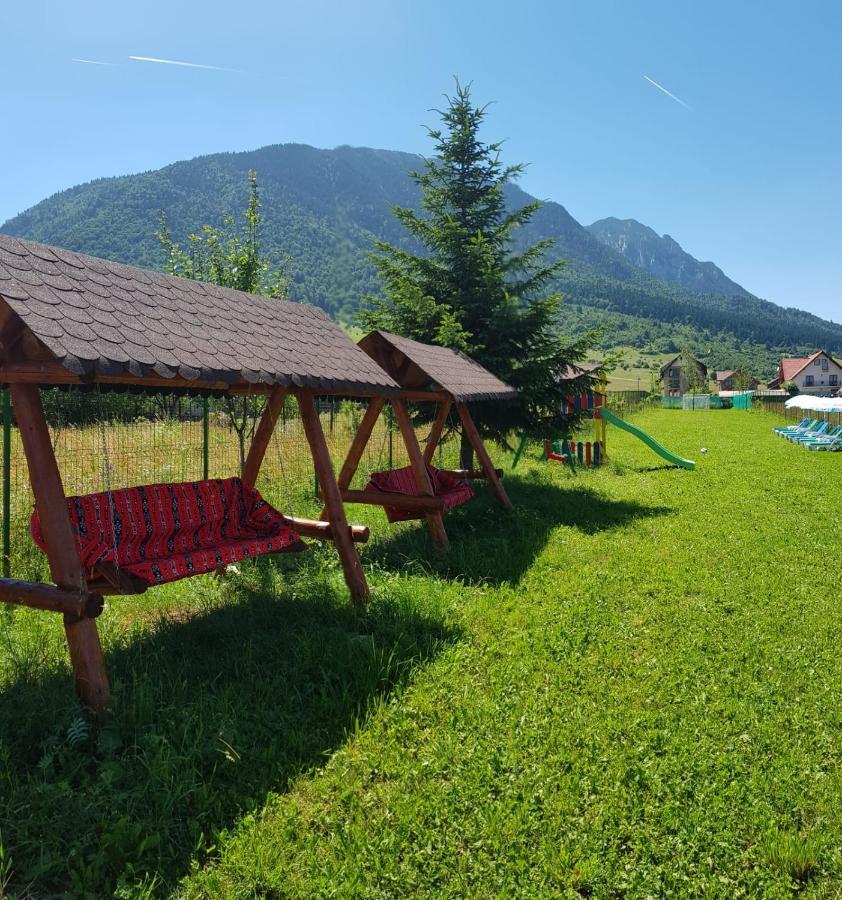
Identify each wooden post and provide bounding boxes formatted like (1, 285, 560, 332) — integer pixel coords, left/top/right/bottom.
(391, 398, 449, 549)
(455, 402, 512, 510)
(320, 396, 384, 520)
(297, 390, 369, 605)
(242, 387, 287, 489)
(423, 399, 451, 464)
(340, 489, 445, 512)
(10, 384, 111, 716)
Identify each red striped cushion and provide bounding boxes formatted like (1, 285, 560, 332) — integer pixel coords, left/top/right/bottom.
(30, 477, 301, 586)
(365, 464, 474, 523)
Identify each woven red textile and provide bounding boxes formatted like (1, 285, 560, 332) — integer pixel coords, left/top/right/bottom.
(365, 464, 474, 523)
(30, 477, 302, 587)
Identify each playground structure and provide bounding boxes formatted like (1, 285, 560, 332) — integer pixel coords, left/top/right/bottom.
(514, 374, 696, 471)
(544, 375, 608, 468)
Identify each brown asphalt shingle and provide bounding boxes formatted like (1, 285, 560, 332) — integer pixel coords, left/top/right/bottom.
(358, 330, 517, 402)
(0, 235, 399, 394)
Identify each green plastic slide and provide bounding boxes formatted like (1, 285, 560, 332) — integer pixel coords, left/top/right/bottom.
(600, 409, 696, 470)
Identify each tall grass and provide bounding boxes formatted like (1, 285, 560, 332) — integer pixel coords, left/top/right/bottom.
(0, 407, 840, 896)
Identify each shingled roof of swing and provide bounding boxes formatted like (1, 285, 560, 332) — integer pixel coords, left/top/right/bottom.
(358, 330, 517, 402)
(0, 235, 399, 394)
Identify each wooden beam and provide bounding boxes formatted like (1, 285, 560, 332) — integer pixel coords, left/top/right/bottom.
(10, 384, 111, 716)
(423, 399, 452, 463)
(0, 365, 400, 400)
(397, 389, 450, 403)
(297, 389, 369, 605)
(0, 578, 104, 618)
(242, 387, 287, 487)
(340, 489, 446, 512)
(320, 396, 384, 520)
(88, 563, 148, 596)
(286, 516, 369, 544)
(0, 363, 233, 392)
(438, 468, 504, 480)
(390, 398, 449, 548)
(455, 402, 512, 510)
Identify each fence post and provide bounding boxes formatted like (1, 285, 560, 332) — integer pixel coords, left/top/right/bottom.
(2, 387, 9, 578)
(202, 396, 210, 480)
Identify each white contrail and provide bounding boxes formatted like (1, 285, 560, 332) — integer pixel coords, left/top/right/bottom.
(72, 58, 116, 66)
(644, 75, 690, 109)
(129, 55, 243, 73)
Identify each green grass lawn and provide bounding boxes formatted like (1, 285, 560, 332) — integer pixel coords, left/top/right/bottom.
(1, 409, 840, 897)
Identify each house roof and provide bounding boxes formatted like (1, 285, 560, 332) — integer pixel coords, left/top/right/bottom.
(715, 370, 735, 381)
(558, 362, 604, 381)
(357, 330, 517, 402)
(778, 350, 834, 382)
(0, 235, 399, 395)
(658, 354, 708, 376)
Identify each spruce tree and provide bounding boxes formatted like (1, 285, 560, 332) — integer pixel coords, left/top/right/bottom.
(359, 81, 595, 466)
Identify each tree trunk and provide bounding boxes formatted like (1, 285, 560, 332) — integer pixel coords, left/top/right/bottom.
(459, 429, 473, 470)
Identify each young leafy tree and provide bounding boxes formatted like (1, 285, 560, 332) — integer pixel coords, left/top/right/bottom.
(158, 171, 286, 471)
(732, 367, 755, 391)
(358, 81, 595, 466)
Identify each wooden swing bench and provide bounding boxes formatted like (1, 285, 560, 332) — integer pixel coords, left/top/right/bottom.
(29, 476, 373, 595)
(361, 463, 475, 522)
(330, 331, 517, 547)
(0, 235, 400, 717)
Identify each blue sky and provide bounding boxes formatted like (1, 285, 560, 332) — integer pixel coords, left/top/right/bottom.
(1, 0, 839, 321)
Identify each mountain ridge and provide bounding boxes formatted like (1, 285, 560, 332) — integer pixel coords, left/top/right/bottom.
(587, 216, 750, 298)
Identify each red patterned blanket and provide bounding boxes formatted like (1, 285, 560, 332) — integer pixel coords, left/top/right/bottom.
(365, 464, 474, 523)
(30, 477, 302, 587)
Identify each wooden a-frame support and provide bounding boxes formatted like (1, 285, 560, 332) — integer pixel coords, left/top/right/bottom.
(297, 390, 369, 604)
(241, 386, 370, 605)
(455, 402, 512, 510)
(10, 384, 111, 717)
(331, 395, 511, 547)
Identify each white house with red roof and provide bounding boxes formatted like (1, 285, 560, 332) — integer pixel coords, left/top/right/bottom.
(768, 350, 842, 394)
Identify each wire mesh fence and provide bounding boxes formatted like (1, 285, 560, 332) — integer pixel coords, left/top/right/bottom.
(605, 390, 654, 416)
(754, 395, 842, 427)
(0, 389, 464, 582)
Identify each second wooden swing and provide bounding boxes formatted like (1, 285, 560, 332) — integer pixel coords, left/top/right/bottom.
(328, 331, 517, 549)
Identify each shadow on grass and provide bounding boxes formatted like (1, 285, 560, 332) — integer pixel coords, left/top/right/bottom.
(0, 564, 456, 895)
(631, 463, 692, 473)
(363, 474, 673, 586)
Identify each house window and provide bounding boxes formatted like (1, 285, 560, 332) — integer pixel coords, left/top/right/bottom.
(831, 375, 839, 386)
(669, 368, 677, 378)
(814, 359, 821, 366)
(821, 357, 829, 371)
(805, 375, 814, 386)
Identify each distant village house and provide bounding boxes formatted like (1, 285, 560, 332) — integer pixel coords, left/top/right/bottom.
(714, 370, 759, 392)
(767, 350, 842, 394)
(659, 354, 708, 397)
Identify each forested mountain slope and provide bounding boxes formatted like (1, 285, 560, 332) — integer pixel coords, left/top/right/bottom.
(3, 143, 840, 375)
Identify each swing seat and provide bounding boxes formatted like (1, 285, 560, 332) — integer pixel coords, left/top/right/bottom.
(30, 477, 305, 591)
(365, 464, 474, 523)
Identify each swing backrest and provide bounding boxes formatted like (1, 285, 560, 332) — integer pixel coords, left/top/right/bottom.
(366, 463, 474, 522)
(30, 477, 299, 573)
